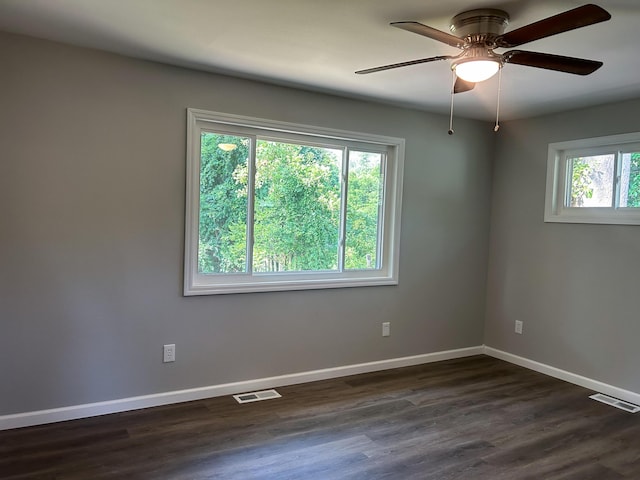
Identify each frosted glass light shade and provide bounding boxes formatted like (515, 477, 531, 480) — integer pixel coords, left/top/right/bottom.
(454, 60, 500, 82)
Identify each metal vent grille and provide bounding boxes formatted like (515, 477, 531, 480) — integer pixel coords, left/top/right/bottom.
(233, 389, 282, 404)
(590, 393, 640, 413)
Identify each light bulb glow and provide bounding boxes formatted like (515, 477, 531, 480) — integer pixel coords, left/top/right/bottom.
(218, 143, 238, 151)
(454, 60, 500, 83)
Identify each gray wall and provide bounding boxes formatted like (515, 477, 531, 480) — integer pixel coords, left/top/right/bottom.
(0, 32, 493, 415)
(485, 99, 640, 394)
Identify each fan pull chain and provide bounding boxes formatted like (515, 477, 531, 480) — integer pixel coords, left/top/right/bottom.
(494, 66, 502, 132)
(448, 70, 455, 135)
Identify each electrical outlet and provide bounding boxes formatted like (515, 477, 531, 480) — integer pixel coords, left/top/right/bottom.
(515, 320, 523, 335)
(382, 322, 390, 337)
(163, 344, 176, 363)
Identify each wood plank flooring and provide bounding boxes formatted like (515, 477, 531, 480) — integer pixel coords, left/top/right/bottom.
(2, 355, 640, 479)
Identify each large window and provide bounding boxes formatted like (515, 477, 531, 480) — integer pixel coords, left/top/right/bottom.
(545, 132, 640, 224)
(184, 109, 404, 295)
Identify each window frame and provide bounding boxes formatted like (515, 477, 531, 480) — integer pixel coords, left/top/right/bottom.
(544, 132, 640, 225)
(184, 108, 405, 296)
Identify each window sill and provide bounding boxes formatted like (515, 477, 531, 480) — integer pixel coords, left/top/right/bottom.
(184, 275, 398, 296)
(544, 209, 640, 225)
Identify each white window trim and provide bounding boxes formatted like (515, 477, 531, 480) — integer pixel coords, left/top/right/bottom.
(184, 108, 405, 296)
(544, 132, 640, 225)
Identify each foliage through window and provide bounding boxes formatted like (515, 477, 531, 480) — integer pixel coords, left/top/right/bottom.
(545, 133, 640, 224)
(185, 109, 404, 295)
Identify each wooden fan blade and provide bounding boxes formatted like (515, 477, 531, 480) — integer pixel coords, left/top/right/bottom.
(391, 21, 464, 48)
(355, 55, 454, 74)
(503, 50, 603, 75)
(495, 4, 611, 48)
(454, 77, 475, 93)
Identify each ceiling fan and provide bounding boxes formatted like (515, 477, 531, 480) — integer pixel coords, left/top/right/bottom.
(356, 4, 611, 95)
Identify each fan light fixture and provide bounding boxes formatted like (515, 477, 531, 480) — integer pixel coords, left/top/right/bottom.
(354, 4, 611, 133)
(452, 46, 502, 83)
(453, 59, 500, 82)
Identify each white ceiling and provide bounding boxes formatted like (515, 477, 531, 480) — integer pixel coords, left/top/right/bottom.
(0, 0, 638, 121)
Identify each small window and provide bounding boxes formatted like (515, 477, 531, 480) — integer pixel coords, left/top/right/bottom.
(184, 109, 404, 295)
(545, 132, 640, 224)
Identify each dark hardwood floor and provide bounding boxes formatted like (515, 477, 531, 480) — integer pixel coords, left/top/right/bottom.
(2, 355, 640, 479)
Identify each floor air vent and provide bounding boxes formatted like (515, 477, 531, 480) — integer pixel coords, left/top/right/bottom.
(589, 393, 640, 413)
(233, 389, 281, 404)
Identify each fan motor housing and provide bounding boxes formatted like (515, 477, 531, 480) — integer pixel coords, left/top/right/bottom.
(450, 9, 509, 39)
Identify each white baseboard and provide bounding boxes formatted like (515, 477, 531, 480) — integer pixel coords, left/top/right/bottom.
(0, 345, 483, 431)
(7, 345, 636, 431)
(484, 346, 640, 407)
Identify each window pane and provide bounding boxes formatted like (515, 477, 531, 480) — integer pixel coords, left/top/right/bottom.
(345, 151, 384, 270)
(620, 152, 640, 207)
(198, 132, 249, 273)
(568, 154, 614, 207)
(253, 140, 341, 272)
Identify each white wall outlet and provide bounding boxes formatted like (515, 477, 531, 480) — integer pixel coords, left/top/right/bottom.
(515, 320, 523, 335)
(382, 322, 390, 337)
(163, 344, 176, 363)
